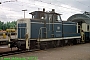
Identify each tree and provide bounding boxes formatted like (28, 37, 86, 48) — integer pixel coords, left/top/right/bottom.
(0, 21, 17, 30)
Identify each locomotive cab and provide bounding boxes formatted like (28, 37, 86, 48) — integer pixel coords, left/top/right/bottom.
(29, 11, 45, 20)
(29, 8, 62, 22)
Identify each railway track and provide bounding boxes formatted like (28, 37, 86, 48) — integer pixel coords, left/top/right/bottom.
(0, 41, 8, 45)
(0, 47, 40, 57)
(0, 42, 86, 57)
(0, 49, 36, 57)
(0, 50, 23, 57)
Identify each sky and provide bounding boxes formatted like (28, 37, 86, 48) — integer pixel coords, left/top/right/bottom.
(0, 0, 90, 22)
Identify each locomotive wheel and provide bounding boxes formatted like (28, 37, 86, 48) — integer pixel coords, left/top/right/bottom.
(73, 39, 77, 45)
(69, 39, 73, 46)
(62, 40, 65, 46)
(40, 42, 47, 50)
(17, 41, 26, 50)
(40, 45, 45, 50)
(30, 40, 37, 50)
(52, 41, 60, 48)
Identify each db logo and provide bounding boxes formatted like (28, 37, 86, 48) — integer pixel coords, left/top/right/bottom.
(57, 26, 60, 30)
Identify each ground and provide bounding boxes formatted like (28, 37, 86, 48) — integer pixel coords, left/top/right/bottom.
(1, 43, 90, 60)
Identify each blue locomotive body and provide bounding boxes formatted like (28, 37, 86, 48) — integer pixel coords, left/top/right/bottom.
(62, 22, 80, 37)
(16, 9, 81, 50)
(17, 18, 80, 40)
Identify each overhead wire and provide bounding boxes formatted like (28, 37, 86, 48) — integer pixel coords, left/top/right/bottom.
(34, 0, 84, 13)
(0, 0, 37, 19)
(0, 0, 41, 12)
(5, 0, 82, 13)
(72, 0, 90, 12)
(0, 0, 84, 14)
(73, 0, 90, 8)
(1, 0, 89, 20)
(54, 0, 85, 13)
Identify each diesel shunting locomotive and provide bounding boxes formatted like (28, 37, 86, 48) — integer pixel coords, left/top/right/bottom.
(9, 9, 85, 50)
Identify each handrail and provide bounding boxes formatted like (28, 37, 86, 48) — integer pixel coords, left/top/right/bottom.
(38, 27, 47, 39)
